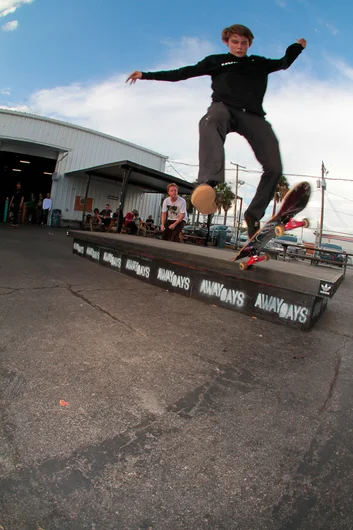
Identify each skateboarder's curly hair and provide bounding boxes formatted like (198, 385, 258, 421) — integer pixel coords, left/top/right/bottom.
(221, 24, 254, 45)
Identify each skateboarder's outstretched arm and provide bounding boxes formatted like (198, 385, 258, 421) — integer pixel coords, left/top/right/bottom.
(263, 38, 307, 73)
(126, 56, 214, 84)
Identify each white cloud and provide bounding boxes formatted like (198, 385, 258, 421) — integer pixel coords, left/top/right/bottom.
(0, 0, 33, 18)
(1, 19, 17, 30)
(3, 38, 353, 238)
(275, 0, 287, 8)
(329, 58, 353, 81)
(326, 23, 339, 36)
(0, 88, 11, 95)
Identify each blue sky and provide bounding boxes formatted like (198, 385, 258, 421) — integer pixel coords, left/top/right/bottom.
(1, 0, 353, 239)
(1, 0, 350, 98)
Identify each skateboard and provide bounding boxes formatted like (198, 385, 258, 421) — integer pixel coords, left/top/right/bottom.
(232, 181, 311, 270)
(191, 184, 218, 215)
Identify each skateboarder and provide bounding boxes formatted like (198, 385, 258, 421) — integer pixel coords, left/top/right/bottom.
(126, 24, 306, 238)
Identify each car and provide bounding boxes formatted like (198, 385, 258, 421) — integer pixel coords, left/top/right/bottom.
(265, 234, 306, 256)
(182, 224, 235, 244)
(230, 232, 248, 248)
(199, 224, 236, 244)
(319, 243, 345, 266)
(182, 224, 203, 236)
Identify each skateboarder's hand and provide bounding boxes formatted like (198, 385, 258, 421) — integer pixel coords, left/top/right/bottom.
(169, 223, 177, 230)
(126, 71, 142, 84)
(160, 225, 165, 232)
(297, 38, 306, 48)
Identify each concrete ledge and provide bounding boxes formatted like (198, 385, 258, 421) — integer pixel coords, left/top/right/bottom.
(69, 231, 344, 331)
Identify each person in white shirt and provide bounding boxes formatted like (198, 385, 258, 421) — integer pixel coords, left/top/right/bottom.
(161, 183, 187, 242)
(42, 193, 52, 226)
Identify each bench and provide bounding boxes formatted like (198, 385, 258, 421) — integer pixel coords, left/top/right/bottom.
(182, 234, 208, 246)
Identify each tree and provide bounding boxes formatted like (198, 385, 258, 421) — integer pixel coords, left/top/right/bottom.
(272, 175, 290, 216)
(181, 192, 195, 215)
(215, 182, 235, 225)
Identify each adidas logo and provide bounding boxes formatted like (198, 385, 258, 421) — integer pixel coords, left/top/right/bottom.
(319, 282, 332, 296)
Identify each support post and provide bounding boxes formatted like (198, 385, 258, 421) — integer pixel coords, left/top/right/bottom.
(81, 172, 91, 225)
(117, 168, 132, 233)
(230, 162, 245, 228)
(318, 161, 327, 248)
(235, 196, 243, 244)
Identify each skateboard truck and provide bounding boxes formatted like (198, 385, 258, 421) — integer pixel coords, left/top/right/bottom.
(239, 253, 270, 270)
(274, 217, 309, 236)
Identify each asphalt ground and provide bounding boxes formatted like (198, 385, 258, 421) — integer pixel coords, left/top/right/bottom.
(0, 225, 353, 530)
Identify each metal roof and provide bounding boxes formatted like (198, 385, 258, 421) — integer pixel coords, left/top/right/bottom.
(0, 109, 168, 160)
(65, 160, 195, 195)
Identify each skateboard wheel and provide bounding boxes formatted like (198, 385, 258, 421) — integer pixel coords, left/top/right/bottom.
(275, 224, 285, 236)
(302, 218, 310, 228)
(264, 253, 271, 261)
(239, 262, 248, 270)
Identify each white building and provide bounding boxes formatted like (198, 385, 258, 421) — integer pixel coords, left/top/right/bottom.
(0, 109, 189, 225)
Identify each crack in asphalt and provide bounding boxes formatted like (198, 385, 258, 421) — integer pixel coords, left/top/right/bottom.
(0, 289, 17, 296)
(318, 338, 347, 414)
(67, 287, 139, 333)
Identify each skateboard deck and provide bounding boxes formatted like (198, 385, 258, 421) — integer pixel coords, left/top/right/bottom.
(232, 181, 311, 269)
(191, 184, 218, 215)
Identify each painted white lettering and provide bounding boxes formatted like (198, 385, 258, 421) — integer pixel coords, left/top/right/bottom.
(86, 247, 100, 261)
(73, 242, 84, 255)
(126, 259, 138, 271)
(299, 308, 309, 323)
(200, 282, 245, 307)
(237, 291, 245, 308)
(254, 292, 308, 324)
(157, 268, 190, 291)
(103, 252, 121, 269)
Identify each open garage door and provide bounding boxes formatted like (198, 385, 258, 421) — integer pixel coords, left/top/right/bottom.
(0, 149, 58, 223)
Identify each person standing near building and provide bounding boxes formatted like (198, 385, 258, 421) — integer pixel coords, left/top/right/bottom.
(161, 183, 187, 242)
(42, 193, 52, 226)
(9, 182, 24, 228)
(126, 24, 306, 238)
(36, 193, 44, 224)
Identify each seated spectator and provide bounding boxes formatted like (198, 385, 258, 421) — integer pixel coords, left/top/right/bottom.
(86, 208, 102, 231)
(86, 208, 102, 223)
(125, 211, 134, 224)
(126, 209, 142, 235)
(100, 203, 112, 230)
(145, 215, 155, 231)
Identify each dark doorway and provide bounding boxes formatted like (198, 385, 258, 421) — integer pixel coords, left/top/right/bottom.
(0, 151, 57, 222)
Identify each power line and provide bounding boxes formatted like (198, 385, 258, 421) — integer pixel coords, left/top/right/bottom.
(325, 193, 353, 235)
(169, 160, 353, 182)
(166, 162, 188, 181)
(326, 190, 353, 203)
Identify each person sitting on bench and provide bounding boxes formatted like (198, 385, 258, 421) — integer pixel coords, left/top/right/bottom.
(100, 203, 112, 231)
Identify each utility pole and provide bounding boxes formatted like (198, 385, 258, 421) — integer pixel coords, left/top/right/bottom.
(230, 162, 246, 228)
(317, 161, 328, 247)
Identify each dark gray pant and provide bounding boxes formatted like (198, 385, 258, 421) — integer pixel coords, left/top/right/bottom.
(162, 220, 185, 242)
(198, 102, 283, 221)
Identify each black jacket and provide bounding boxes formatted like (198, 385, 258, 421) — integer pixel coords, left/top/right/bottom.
(142, 43, 303, 116)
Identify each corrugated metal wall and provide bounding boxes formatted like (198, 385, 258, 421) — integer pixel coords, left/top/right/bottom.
(0, 110, 167, 221)
(58, 175, 162, 225)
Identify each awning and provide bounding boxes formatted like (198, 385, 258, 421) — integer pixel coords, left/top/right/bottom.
(66, 159, 195, 232)
(65, 160, 194, 195)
